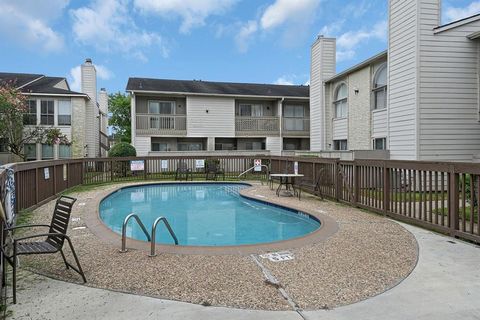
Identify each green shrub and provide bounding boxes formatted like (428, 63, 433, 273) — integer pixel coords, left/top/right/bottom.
(108, 142, 136, 157)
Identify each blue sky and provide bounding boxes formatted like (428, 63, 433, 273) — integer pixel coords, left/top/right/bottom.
(0, 0, 479, 94)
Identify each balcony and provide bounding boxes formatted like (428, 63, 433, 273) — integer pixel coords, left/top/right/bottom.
(235, 116, 280, 136)
(282, 117, 310, 136)
(136, 114, 187, 136)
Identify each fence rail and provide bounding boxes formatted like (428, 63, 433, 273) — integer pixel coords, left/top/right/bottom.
(1, 156, 480, 244)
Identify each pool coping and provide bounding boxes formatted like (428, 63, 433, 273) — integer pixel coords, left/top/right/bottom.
(83, 181, 339, 256)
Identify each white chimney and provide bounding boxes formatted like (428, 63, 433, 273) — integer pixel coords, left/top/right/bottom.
(81, 58, 97, 102)
(99, 88, 108, 115)
(81, 58, 99, 158)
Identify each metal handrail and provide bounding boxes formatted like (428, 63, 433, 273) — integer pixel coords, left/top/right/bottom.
(120, 213, 152, 252)
(238, 165, 270, 179)
(149, 216, 178, 257)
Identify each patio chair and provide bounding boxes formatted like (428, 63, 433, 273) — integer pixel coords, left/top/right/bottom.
(3, 195, 86, 304)
(175, 161, 193, 181)
(205, 161, 225, 181)
(296, 168, 325, 200)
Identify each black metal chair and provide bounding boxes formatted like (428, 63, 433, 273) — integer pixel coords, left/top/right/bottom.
(3, 195, 86, 304)
(297, 168, 325, 200)
(205, 161, 225, 181)
(175, 161, 193, 181)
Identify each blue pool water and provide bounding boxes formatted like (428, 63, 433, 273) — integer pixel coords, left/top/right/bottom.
(99, 183, 320, 246)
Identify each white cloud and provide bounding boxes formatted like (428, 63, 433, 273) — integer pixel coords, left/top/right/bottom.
(335, 20, 387, 62)
(445, 1, 480, 23)
(71, 0, 167, 61)
(69, 64, 113, 92)
(235, 20, 258, 53)
(274, 76, 294, 85)
(0, 0, 67, 52)
(133, 0, 237, 34)
(260, 0, 320, 30)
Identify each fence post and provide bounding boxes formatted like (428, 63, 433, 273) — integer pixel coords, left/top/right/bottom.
(353, 161, 359, 206)
(110, 160, 114, 182)
(383, 161, 390, 215)
(448, 165, 459, 236)
(335, 160, 341, 202)
(144, 158, 148, 180)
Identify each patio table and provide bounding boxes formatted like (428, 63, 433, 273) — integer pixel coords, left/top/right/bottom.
(270, 173, 304, 197)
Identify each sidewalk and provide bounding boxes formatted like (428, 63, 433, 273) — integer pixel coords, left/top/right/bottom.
(8, 222, 480, 320)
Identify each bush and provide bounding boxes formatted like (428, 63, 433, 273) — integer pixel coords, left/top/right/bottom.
(108, 142, 136, 157)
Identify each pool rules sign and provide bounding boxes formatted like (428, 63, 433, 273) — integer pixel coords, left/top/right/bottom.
(254, 159, 262, 172)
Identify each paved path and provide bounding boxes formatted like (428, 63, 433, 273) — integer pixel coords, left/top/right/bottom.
(8, 222, 480, 320)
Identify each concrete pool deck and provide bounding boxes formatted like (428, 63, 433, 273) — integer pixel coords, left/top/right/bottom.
(8, 222, 480, 320)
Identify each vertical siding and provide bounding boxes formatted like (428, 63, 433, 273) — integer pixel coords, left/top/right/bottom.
(81, 62, 98, 158)
(266, 137, 282, 156)
(388, 0, 418, 160)
(135, 137, 151, 156)
(418, 5, 480, 161)
(310, 37, 336, 151)
(186, 96, 235, 137)
(332, 118, 348, 139)
(372, 109, 388, 138)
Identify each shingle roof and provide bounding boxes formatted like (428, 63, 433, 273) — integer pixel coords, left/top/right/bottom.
(0, 72, 85, 96)
(126, 78, 309, 98)
(0, 72, 43, 88)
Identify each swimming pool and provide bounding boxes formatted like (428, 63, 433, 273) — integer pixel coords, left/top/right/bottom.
(99, 183, 321, 246)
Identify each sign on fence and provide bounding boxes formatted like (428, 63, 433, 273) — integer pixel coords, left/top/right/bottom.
(161, 160, 168, 170)
(130, 160, 145, 171)
(254, 159, 262, 172)
(44, 168, 50, 180)
(195, 159, 205, 169)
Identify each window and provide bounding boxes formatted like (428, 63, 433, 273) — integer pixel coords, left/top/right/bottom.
(59, 144, 71, 158)
(148, 101, 174, 114)
(0, 138, 8, 152)
(373, 138, 387, 150)
(148, 101, 174, 129)
(58, 100, 71, 125)
(23, 100, 37, 125)
(40, 100, 54, 125)
(334, 84, 348, 118)
(41, 144, 54, 159)
(178, 143, 203, 151)
(372, 64, 387, 110)
(333, 139, 348, 150)
(239, 104, 263, 117)
(152, 142, 168, 152)
(284, 105, 305, 131)
(24, 144, 37, 161)
(245, 142, 263, 150)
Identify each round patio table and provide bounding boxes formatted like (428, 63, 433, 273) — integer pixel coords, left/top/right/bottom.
(270, 173, 304, 197)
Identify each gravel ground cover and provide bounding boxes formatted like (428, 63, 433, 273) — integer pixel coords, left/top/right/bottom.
(16, 182, 418, 310)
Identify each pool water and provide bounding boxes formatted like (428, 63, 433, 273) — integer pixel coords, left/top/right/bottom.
(99, 183, 320, 246)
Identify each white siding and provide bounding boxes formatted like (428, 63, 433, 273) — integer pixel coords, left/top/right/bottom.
(135, 137, 151, 156)
(81, 60, 98, 157)
(266, 137, 282, 156)
(310, 37, 336, 151)
(388, 0, 418, 160)
(186, 96, 235, 137)
(372, 109, 388, 138)
(418, 2, 480, 161)
(332, 118, 348, 140)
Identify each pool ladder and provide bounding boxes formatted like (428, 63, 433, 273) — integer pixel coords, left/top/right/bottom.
(120, 213, 179, 256)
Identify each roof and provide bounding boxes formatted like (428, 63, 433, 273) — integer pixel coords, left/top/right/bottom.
(325, 51, 388, 83)
(126, 78, 309, 98)
(0, 72, 86, 96)
(434, 13, 480, 34)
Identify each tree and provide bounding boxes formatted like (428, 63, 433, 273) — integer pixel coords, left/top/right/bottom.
(108, 142, 136, 157)
(0, 82, 70, 161)
(108, 92, 131, 143)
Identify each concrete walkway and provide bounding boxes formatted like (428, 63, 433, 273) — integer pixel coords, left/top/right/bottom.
(8, 222, 480, 320)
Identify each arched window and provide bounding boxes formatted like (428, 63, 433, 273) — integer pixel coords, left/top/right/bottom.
(372, 64, 387, 110)
(333, 83, 348, 118)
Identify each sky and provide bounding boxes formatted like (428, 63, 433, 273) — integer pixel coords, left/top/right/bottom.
(0, 0, 479, 94)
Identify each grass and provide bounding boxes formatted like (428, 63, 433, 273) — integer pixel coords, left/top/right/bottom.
(433, 206, 479, 222)
(365, 189, 447, 202)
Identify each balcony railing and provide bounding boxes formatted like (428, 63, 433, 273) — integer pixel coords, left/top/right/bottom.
(283, 117, 310, 136)
(136, 114, 187, 135)
(235, 116, 280, 136)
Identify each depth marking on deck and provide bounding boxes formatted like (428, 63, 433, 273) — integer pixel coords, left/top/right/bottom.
(250, 255, 307, 320)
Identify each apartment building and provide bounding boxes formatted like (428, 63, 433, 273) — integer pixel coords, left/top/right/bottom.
(311, 0, 480, 162)
(126, 78, 310, 156)
(0, 59, 108, 164)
